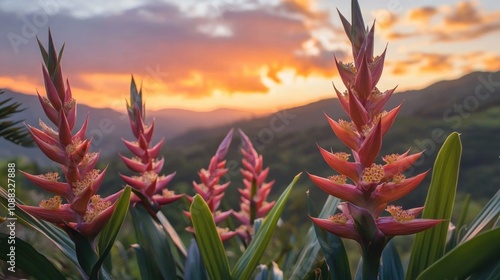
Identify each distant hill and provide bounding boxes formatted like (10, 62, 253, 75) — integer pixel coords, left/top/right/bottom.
(169, 71, 500, 146)
(2, 70, 500, 172)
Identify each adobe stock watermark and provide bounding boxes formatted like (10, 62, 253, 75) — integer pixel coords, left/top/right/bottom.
(5, 163, 18, 273)
(7, 0, 69, 53)
(223, 109, 297, 181)
(406, 73, 500, 175)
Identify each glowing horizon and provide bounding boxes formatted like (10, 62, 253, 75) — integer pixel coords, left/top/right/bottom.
(2, 0, 500, 113)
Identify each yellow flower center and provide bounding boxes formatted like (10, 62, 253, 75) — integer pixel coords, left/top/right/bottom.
(40, 196, 62, 210)
(83, 195, 111, 222)
(39, 120, 56, 135)
(334, 152, 351, 161)
(328, 175, 347, 185)
(64, 98, 76, 111)
(386, 205, 414, 222)
(382, 153, 401, 164)
(362, 164, 385, 183)
(162, 189, 175, 198)
(339, 119, 356, 132)
(72, 169, 100, 195)
(80, 152, 98, 166)
(328, 213, 348, 224)
(39, 172, 59, 182)
(65, 138, 83, 154)
(392, 173, 406, 184)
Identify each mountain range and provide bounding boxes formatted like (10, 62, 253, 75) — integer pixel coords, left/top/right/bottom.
(1, 70, 500, 173)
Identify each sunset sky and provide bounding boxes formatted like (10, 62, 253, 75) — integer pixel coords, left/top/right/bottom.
(1, 0, 500, 113)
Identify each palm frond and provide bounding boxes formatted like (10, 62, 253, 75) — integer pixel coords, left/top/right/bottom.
(0, 90, 34, 147)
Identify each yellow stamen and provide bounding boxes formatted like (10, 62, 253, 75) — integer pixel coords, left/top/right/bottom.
(64, 98, 76, 111)
(39, 120, 56, 134)
(83, 195, 111, 222)
(328, 175, 347, 185)
(328, 213, 348, 224)
(392, 173, 406, 184)
(339, 119, 356, 132)
(334, 152, 350, 161)
(386, 205, 414, 222)
(362, 164, 385, 183)
(80, 152, 98, 166)
(40, 196, 62, 210)
(382, 153, 401, 164)
(162, 189, 175, 198)
(65, 138, 83, 154)
(39, 172, 59, 182)
(72, 169, 100, 195)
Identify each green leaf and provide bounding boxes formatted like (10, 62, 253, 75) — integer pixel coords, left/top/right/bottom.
(380, 240, 404, 280)
(232, 173, 301, 280)
(190, 194, 231, 280)
(184, 239, 208, 280)
(65, 225, 98, 276)
(416, 227, 500, 280)
(91, 186, 131, 278)
(406, 132, 462, 280)
(256, 262, 283, 280)
(288, 195, 340, 279)
(130, 204, 178, 280)
(157, 210, 187, 257)
(131, 244, 157, 280)
(308, 192, 350, 280)
(0, 188, 82, 274)
(0, 233, 66, 279)
(460, 189, 500, 243)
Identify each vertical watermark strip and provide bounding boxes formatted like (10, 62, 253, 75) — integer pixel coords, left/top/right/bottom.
(6, 162, 17, 273)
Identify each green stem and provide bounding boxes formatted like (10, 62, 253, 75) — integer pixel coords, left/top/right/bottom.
(362, 235, 385, 280)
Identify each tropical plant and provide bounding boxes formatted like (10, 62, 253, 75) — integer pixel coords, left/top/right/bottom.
(0, 89, 33, 147)
(0, 1, 499, 280)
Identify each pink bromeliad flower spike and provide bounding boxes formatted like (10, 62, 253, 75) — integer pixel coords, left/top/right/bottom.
(185, 129, 237, 241)
(19, 32, 123, 240)
(120, 77, 182, 212)
(233, 129, 275, 244)
(309, 1, 442, 278)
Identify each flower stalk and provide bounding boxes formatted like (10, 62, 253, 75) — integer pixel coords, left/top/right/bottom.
(120, 77, 182, 213)
(309, 1, 443, 278)
(185, 129, 237, 241)
(19, 32, 122, 241)
(233, 129, 275, 244)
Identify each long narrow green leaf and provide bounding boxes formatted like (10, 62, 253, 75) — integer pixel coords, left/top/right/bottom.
(131, 244, 157, 280)
(416, 227, 500, 280)
(288, 195, 340, 279)
(91, 186, 131, 278)
(231, 173, 301, 280)
(0, 233, 66, 279)
(380, 240, 404, 280)
(406, 132, 462, 280)
(184, 238, 208, 280)
(190, 194, 231, 280)
(460, 189, 500, 243)
(65, 225, 98, 276)
(0, 187, 81, 273)
(130, 204, 177, 280)
(157, 211, 187, 256)
(308, 191, 350, 280)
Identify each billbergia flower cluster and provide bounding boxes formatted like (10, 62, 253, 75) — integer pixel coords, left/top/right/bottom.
(19, 34, 123, 240)
(120, 77, 182, 212)
(185, 129, 238, 241)
(234, 129, 276, 244)
(309, 1, 443, 277)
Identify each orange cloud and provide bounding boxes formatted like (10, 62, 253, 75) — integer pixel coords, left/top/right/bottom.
(378, 2, 500, 43)
(408, 7, 437, 23)
(443, 1, 482, 28)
